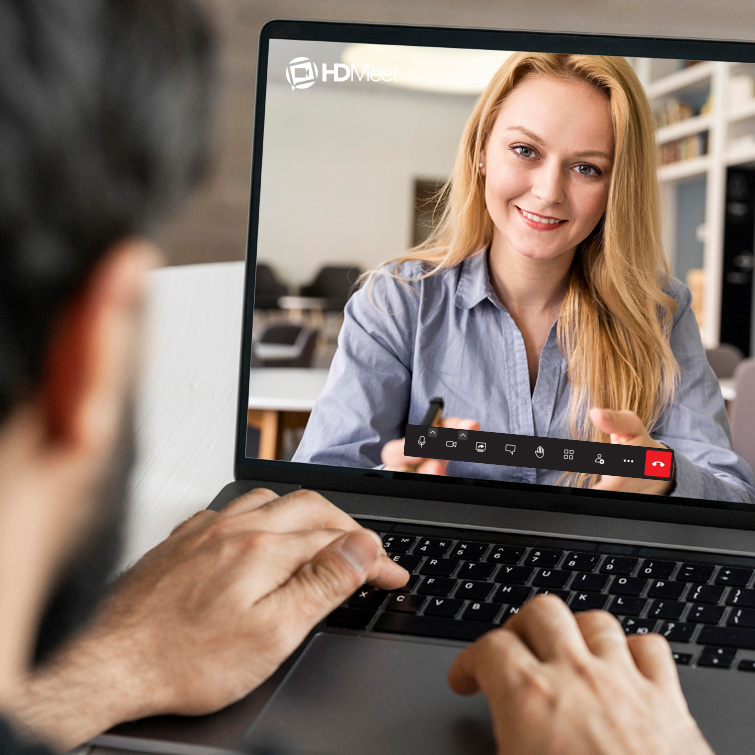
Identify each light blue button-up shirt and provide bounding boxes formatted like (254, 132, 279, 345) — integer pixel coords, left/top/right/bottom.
(293, 249, 755, 503)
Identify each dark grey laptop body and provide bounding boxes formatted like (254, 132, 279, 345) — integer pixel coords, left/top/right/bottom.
(96, 20, 755, 755)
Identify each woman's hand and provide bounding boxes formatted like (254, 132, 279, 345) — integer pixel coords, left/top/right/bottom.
(381, 417, 480, 474)
(589, 408, 674, 495)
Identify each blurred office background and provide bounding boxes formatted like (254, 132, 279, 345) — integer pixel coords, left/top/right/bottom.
(159, 1, 755, 462)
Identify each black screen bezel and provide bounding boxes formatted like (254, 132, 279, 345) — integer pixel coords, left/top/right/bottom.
(235, 19, 755, 530)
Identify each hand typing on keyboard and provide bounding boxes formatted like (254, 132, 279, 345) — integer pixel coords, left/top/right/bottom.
(448, 595, 713, 755)
(16, 489, 407, 748)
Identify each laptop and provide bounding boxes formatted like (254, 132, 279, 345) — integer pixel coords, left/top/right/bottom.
(98, 19, 755, 755)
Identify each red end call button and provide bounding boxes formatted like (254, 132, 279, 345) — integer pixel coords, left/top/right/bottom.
(645, 449, 673, 478)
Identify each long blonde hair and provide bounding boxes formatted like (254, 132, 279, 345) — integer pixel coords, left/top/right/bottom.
(370, 53, 679, 486)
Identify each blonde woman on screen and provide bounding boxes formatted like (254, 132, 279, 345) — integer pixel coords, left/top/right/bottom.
(293, 52, 755, 503)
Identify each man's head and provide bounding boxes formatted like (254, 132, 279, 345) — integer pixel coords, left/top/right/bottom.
(0, 0, 215, 672)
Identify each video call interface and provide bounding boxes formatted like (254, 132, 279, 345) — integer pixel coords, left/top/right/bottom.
(246, 38, 755, 505)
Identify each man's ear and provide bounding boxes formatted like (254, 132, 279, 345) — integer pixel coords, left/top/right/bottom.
(42, 240, 159, 456)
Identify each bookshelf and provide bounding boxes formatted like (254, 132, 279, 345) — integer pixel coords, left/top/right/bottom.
(633, 58, 755, 349)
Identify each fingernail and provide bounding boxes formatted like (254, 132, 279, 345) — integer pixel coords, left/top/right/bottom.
(340, 531, 380, 572)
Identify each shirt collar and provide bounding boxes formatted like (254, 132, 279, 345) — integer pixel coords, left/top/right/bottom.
(454, 246, 504, 311)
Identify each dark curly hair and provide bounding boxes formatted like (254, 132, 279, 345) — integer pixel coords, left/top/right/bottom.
(0, 0, 216, 422)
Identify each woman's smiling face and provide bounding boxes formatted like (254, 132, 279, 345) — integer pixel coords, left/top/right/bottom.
(482, 74, 614, 265)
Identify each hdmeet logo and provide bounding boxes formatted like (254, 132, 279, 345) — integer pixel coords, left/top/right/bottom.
(285, 57, 399, 91)
(285, 57, 319, 90)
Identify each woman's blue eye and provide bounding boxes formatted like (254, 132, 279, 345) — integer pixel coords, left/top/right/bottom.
(511, 144, 535, 158)
(575, 163, 601, 177)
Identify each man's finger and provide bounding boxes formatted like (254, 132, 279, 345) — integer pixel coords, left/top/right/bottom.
(243, 489, 364, 536)
(258, 530, 389, 647)
(504, 595, 589, 661)
(574, 610, 634, 663)
(448, 628, 541, 697)
(626, 633, 680, 689)
(170, 509, 216, 536)
(219, 487, 281, 517)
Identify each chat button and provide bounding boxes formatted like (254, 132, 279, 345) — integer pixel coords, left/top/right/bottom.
(645, 449, 672, 478)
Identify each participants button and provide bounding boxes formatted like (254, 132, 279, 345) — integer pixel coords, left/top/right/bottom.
(645, 449, 673, 478)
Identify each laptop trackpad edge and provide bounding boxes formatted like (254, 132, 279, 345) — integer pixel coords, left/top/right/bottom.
(245, 631, 495, 755)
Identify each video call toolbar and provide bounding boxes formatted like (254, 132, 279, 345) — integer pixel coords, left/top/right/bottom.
(404, 425, 674, 481)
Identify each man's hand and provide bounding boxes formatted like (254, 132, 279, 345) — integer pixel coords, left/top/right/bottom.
(448, 596, 713, 755)
(381, 417, 480, 474)
(589, 408, 674, 495)
(14, 488, 407, 751)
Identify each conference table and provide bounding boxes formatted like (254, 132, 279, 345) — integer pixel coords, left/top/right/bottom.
(247, 367, 329, 458)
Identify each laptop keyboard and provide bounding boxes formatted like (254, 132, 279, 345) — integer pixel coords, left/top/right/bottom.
(324, 520, 755, 672)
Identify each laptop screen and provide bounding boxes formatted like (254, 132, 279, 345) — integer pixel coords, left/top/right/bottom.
(242, 24, 755, 508)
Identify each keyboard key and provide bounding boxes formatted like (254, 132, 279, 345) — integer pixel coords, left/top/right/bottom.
(571, 573, 609, 592)
(648, 600, 685, 621)
(416, 577, 456, 597)
(658, 621, 696, 642)
(535, 589, 571, 601)
(459, 561, 495, 581)
(638, 560, 676, 579)
(698, 626, 755, 650)
(716, 568, 753, 587)
(698, 646, 736, 669)
(450, 542, 488, 561)
(601, 557, 638, 575)
(609, 577, 647, 596)
(726, 589, 755, 608)
(569, 592, 608, 611)
(525, 549, 562, 568)
(677, 563, 715, 583)
(420, 558, 457, 577)
(673, 652, 693, 665)
(455, 580, 494, 601)
(648, 580, 686, 600)
(326, 608, 375, 630)
(374, 612, 494, 642)
(386, 593, 426, 614)
(621, 617, 657, 635)
(500, 605, 522, 620)
(348, 588, 388, 610)
(397, 574, 420, 593)
(415, 538, 453, 557)
(688, 584, 725, 604)
(462, 602, 500, 623)
(424, 597, 464, 618)
(493, 584, 532, 605)
(487, 545, 525, 564)
(532, 569, 571, 589)
(609, 596, 647, 617)
(688, 604, 725, 624)
(562, 553, 600, 572)
(738, 659, 755, 672)
(383, 535, 416, 553)
(728, 608, 755, 628)
(390, 553, 422, 571)
(495, 566, 533, 585)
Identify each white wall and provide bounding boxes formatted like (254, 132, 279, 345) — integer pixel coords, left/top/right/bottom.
(257, 74, 476, 287)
